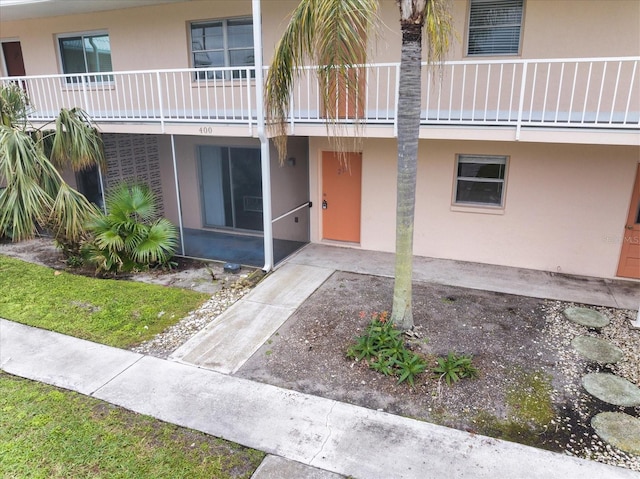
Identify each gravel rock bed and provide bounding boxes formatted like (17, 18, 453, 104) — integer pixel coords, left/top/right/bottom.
(541, 301, 640, 471)
(131, 284, 252, 358)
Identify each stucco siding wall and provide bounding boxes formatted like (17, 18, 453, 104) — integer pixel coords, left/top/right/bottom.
(2, 0, 638, 78)
(309, 136, 638, 278)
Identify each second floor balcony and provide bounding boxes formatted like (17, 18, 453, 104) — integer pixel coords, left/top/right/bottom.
(2, 56, 638, 145)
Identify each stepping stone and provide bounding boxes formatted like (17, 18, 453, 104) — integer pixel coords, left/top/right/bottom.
(591, 412, 640, 455)
(582, 373, 640, 407)
(571, 336, 624, 364)
(563, 307, 609, 329)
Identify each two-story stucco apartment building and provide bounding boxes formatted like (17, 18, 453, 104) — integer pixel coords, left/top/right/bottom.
(1, 0, 638, 280)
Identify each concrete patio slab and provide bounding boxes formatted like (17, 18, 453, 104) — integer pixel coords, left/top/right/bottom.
(288, 244, 640, 309)
(0, 319, 142, 395)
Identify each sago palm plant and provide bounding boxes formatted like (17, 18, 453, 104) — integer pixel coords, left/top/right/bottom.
(82, 183, 178, 273)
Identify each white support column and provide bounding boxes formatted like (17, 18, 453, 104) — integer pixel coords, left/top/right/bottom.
(170, 134, 186, 256)
(253, 0, 274, 272)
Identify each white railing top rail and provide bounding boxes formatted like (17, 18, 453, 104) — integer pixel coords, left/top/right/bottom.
(2, 56, 639, 82)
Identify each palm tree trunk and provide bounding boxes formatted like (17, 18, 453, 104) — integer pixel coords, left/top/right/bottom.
(391, 16, 424, 330)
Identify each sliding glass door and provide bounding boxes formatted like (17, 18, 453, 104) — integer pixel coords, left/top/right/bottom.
(198, 146, 262, 232)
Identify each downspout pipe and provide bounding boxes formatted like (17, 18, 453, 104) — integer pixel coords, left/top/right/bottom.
(253, 0, 274, 272)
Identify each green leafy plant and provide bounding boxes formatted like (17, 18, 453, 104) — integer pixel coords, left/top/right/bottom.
(433, 352, 479, 385)
(347, 312, 427, 386)
(0, 84, 104, 248)
(82, 183, 178, 274)
(396, 350, 428, 386)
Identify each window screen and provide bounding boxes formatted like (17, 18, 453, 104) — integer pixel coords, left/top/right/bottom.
(467, 0, 523, 56)
(455, 155, 507, 206)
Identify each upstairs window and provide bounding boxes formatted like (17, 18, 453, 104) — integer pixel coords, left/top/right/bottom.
(190, 18, 254, 79)
(467, 0, 524, 56)
(59, 32, 112, 82)
(454, 155, 507, 207)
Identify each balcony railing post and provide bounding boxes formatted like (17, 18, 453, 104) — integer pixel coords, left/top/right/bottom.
(515, 61, 529, 140)
(81, 75, 89, 114)
(393, 63, 400, 137)
(155, 71, 165, 133)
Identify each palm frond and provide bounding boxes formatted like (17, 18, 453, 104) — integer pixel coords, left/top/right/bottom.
(0, 82, 30, 128)
(424, 0, 454, 66)
(47, 182, 100, 245)
(133, 218, 178, 266)
(48, 107, 105, 172)
(0, 126, 55, 240)
(265, 0, 378, 162)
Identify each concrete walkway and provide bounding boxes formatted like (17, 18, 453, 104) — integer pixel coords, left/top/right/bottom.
(2, 244, 639, 478)
(1, 319, 636, 479)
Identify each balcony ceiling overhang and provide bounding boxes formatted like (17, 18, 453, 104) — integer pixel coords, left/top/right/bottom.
(0, 0, 194, 22)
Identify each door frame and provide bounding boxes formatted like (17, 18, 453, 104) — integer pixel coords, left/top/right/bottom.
(1, 39, 25, 77)
(321, 150, 362, 243)
(616, 163, 640, 279)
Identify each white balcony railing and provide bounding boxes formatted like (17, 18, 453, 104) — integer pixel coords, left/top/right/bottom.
(1, 57, 638, 136)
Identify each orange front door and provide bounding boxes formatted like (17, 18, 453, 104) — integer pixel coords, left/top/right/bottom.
(617, 164, 640, 279)
(322, 151, 362, 242)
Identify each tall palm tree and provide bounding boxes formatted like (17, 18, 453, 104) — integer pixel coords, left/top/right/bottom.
(265, 0, 452, 330)
(0, 83, 105, 250)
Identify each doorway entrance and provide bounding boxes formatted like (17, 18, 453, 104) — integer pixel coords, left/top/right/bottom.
(1, 41, 26, 77)
(617, 164, 640, 279)
(321, 151, 362, 242)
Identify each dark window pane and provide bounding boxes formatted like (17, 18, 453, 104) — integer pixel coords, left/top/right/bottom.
(458, 162, 504, 179)
(229, 49, 254, 67)
(456, 180, 503, 205)
(227, 20, 253, 48)
(59, 37, 86, 74)
(84, 35, 112, 73)
(194, 50, 224, 69)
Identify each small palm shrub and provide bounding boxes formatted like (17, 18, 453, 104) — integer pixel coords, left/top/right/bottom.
(347, 312, 427, 386)
(82, 183, 178, 273)
(433, 352, 479, 385)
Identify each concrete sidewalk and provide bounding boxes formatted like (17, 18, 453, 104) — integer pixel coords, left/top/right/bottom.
(2, 246, 639, 478)
(1, 319, 636, 479)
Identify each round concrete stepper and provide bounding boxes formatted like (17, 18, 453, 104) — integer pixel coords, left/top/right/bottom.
(571, 336, 624, 364)
(563, 307, 609, 329)
(591, 412, 640, 456)
(582, 373, 640, 407)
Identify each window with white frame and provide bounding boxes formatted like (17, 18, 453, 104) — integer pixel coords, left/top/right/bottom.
(454, 155, 507, 207)
(190, 18, 254, 79)
(58, 32, 113, 82)
(467, 0, 524, 56)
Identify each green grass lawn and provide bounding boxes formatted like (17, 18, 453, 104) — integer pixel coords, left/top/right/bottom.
(0, 373, 264, 479)
(0, 255, 209, 348)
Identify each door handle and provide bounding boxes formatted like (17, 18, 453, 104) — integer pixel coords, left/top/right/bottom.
(627, 225, 634, 230)
(322, 200, 328, 210)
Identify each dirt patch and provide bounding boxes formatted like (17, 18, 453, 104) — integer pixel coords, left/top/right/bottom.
(237, 271, 640, 469)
